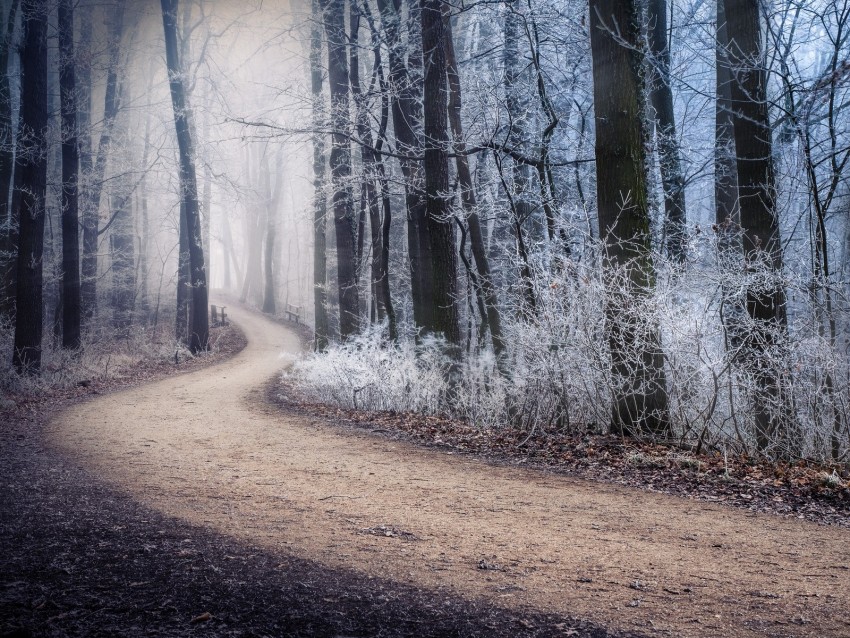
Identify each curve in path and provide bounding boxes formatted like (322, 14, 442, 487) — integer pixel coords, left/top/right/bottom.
(47, 304, 850, 637)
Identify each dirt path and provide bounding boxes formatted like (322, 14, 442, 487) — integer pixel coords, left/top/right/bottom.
(46, 304, 850, 638)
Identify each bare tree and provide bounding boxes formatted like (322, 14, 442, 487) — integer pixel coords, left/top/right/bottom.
(310, 0, 329, 350)
(421, 0, 459, 348)
(59, 0, 81, 349)
(647, 0, 687, 261)
(721, 0, 791, 452)
(12, 0, 47, 373)
(162, 0, 209, 353)
(589, 0, 670, 436)
(320, 0, 359, 340)
(376, 0, 433, 332)
(0, 0, 18, 319)
(80, 2, 124, 326)
(443, 4, 506, 367)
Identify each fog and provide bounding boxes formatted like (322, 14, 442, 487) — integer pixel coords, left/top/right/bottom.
(88, 0, 316, 324)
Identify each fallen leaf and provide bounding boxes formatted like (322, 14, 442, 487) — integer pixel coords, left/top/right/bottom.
(191, 611, 212, 623)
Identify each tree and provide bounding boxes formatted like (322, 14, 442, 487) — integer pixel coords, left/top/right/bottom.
(443, 3, 506, 365)
(162, 0, 209, 353)
(59, 0, 81, 349)
(0, 0, 19, 319)
(421, 0, 459, 348)
(647, 0, 687, 262)
(589, 0, 670, 436)
(12, 0, 47, 373)
(360, 0, 397, 340)
(376, 0, 433, 332)
(320, 0, 359, 340)
(721, 0, 790, 452)
(81, 2, 124, 326)
(310, 0, 329, 350)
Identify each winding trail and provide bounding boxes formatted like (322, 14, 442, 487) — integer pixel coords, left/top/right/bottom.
(47, 304, 850, 637)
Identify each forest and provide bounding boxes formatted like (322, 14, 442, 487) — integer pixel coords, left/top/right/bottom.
(2, 1, 850, 636)
(2, 0, 850, 463)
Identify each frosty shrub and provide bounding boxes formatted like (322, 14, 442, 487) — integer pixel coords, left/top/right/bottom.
(285, 231, 850, 462)
(0, 316, 209, 396)
(283, 324, 451, 414)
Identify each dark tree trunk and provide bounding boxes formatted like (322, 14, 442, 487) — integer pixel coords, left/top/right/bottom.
(349, 4, 384, 328)
(59, 0, 81, 349)
(714, 0, 745, 354)
(589, 0, 670, 436)
(443, 6, 506, 365)
(362, 1, 398, 340)
(12, 0, 48, 374)
(162, 0, 208, 354)
(503, 5, 539, 240)
(310, 0, 329, 350)
(421, 0, 459, 347)
(715, 0, 739, 231)
(320, 0, 359, 340)
(376, 0, 432, 332)
(0, 0, 19, 319)
(721, 0, 790, 453)
(81, 3, 124, 326)
(647, 0, 687, 262)
(176, 202, 190, 343)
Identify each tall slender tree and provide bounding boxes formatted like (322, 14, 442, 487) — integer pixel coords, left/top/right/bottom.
(443, 4, 505, 366)
(12, 0, 48, 373)
(589, 0, 670, 436)
(721, 0, 790, 452)
(310, 0, 329, 350)
(647, 0, 687, 262)
(162, 0, 209, 353)
(0, 0, 19, 319)
(80, 2, 124, 325)
(320, 0, 359, 340)
(59, 0, 81, 349)
(376, 0, 432, 332)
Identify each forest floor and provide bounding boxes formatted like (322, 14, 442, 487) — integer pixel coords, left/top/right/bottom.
(2, 303, 849, 638)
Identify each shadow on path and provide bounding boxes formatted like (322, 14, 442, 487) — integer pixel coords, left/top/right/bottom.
(1, 415, 638, 638)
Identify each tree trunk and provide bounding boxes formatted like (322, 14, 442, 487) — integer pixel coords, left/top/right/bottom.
(320, 0, 359, 340)
(443, 5, 506, 366)
(350, 4, 384, 328)
(589, 0, 670, 436)
(721, 0, 790, 453)
(503, 5, 539, 240)
(310, 0, 329, 350)
(81, 2, 124, 326)
(162, 0, 208, 354)
(647, 0, 687, 262)
(421, 0, 459, 347)
(714, 0, 745, 353)
(138, 69, 155, 323)
(12, 0, 48, 374)
(59, 0, 81, 349)
(0, 0, 19, 319)
(176, 201, 190, 343)
(376, 0, 432, 332)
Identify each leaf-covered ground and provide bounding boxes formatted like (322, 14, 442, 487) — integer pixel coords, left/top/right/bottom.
(275, 390, 850, 528)
(0, 321, 633, 638)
